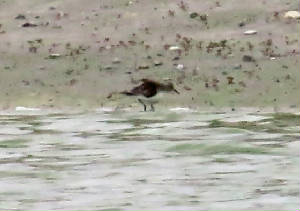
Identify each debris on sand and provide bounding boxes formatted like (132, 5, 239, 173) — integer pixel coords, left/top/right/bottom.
(242, 55, 255, 62)
(15, 106, 41, 111)
(15, 14, 26, 20)
(183, 85, 192, 91)
(154, 60, 163, 66)
(176, 64, 184, 70)
(227, 76, 234, 84)
(112, 57, 121, 64)
(234, 64, 242, 70)
(244, 30, 257, 35)
(138, 64, 150, 70)
(199, 14, 208, 21)
(70, 79, 78, 86)
(190, 12, 199, 19)
(284, 11, 300, 19)
(47, 54, 61, 59)
(22, 22, 38, 27)
(238, 21, 245, 27)
(169, 46, 181, 51)
(104, 65, 112, 70)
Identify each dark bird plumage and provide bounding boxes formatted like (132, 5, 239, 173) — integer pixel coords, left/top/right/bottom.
(121, 79, 179, 111)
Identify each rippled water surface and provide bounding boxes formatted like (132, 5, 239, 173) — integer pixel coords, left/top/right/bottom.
(0, 109, 299, 211)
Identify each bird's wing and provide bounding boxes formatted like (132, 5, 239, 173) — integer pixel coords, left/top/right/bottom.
(130, 82, 157, 98)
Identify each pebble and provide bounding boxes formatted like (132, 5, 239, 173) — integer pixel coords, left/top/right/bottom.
(169, 46, 181, 51)
(244, 30, 257, 35)
(176, 64, 184, 70)
(190, 12, 199, 19)
(284, 11, 300, 19)
(242, 55, 255, 62)
(48, 53, 61, 59)
(234, 64, 242, 69)
(15, 106, 40, 111)
(238, 21, 245, 27)
(15, 14, 26, 20)
(112, 57, 121, 64)
(22, 22, 38, 27)
(104, 65, 112, 70)
(154, 60, 163, 66)
(138, 64, 149, 69)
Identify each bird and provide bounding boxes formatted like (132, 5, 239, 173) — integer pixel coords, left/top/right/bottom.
(121, 78, 180, 111)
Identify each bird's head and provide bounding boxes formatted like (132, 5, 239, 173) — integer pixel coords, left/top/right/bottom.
(163, 82, 180, 94)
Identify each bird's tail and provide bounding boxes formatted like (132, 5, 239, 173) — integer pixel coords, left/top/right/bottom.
(106, 91, 135, 99)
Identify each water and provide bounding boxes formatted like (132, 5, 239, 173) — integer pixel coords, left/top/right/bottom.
(0, 109, 299, 211)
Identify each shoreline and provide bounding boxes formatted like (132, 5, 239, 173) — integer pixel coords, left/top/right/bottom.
(0, 105, 299, 116)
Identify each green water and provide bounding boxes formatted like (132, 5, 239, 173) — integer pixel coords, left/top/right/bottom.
(0, 109, 299, 210)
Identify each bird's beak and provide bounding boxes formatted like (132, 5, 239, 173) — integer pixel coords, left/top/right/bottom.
(173, 89, 180, 94)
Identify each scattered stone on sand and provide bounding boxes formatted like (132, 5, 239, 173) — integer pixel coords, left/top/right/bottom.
(244, 30, 257, 35)
(242, 55, 255, 62)
(47, 53, 61, 59)
(106, 93, 112, 99)
(176, 64, 184, 70)
(56, 11, 68, 20)
(183, 85, 192, 91)
(138, 64, 149, 70)
(29, 46, 37, 53)
(190, 12, 199, 19)
(172, 56, 180, 61)
(104, 65, 112, 70)
(238, 21, 245, 27)
(70, 79, 78, 86)
(49, 6, 56, 10)
(15, 106, 40, 111)
(238, 81, 247, 87)
(22, 22, 38, 27)
(112, 57, 121, 64)
(65, 69, 74, 75)
(154, 60, 163, 66)
(22, 80, 30, 86)
(15, 14, 26, 20)
(227, 76, 234, 84)
(234, 64, 242, 69)
(127, 1, 134, 6)
(199, 14, 208, 21)
(169, 46, 181, 51)
(222, 71, 227, 75)
(284, 11, 300, 19)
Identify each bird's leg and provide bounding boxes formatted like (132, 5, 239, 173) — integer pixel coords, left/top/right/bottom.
(138, 99, 147, 112)
(150, 104, 155, 112)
